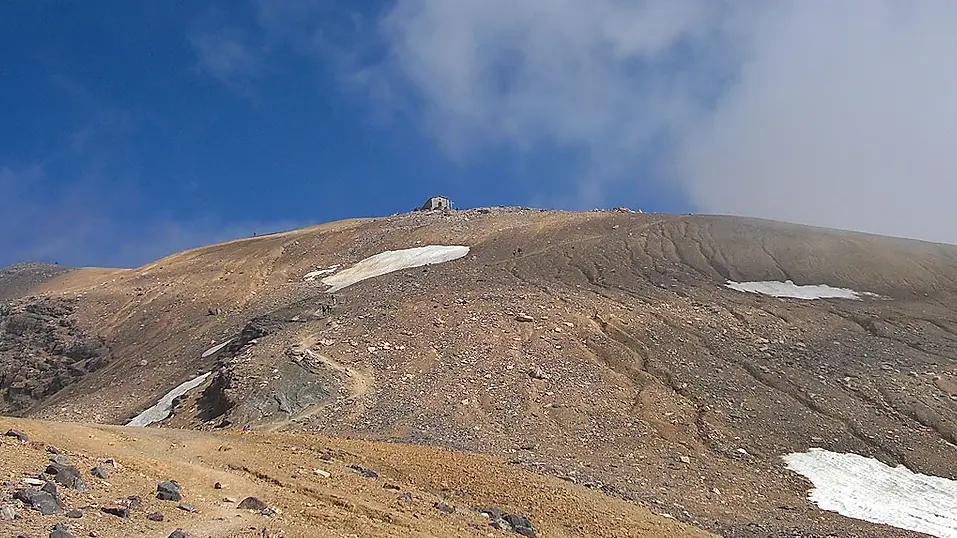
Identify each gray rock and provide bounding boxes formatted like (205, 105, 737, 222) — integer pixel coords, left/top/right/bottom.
(147, 511, 164, 521)
(90, 466, 109, 479)
(348, 464, 378, 479)
(168, 530, 191, 538)
(14, 488, 61, 515)
(44, 463, 87, 491)
(101, 505, 129, 518)
(48, 454, 70, 466)
(237, 496, 267, 511)
(514, 527, 537, 538)
(260, 507, 277, 517)
(41, 480, 58, 497)
(46, 446, 62, 455)
(177, 503, 198, 513)
(4, 429, 29, 442)
(0, 505, 15, 520)
(157, 480, 182, 501)
(49, 523, 75, 538)
(65, 509, 82, 518)
(505, 514, 536, 537)
(433, 500, 455, 514)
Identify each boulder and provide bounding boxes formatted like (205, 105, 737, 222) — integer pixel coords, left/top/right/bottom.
(90, 466, 109, 479)
(0, 505, 15, 520)
(44, 463, 87, 491)
(434, 500, 455, 514)
(101, 505, 129, 518)
(14, 488, 61, 515)
(4, 429, 29, 442)
(147, 511, 164, 521)
(49, 524, 75, 538)
(237, 496, 267, 511)
(157, 480, 182, 501)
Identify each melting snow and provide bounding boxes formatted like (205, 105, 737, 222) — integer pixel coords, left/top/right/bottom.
(321, 245, 469, 293)
(725, 280, 878, 300)
(784, 448, 957, 537)
(304, 265, 340, 282)
(126, 372, 212, 427)
(201, 338, 234, 358)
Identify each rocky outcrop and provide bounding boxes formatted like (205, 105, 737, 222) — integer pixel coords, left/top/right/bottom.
(0, 298, 110, 414)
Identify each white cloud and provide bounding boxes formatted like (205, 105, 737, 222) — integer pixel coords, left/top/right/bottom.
(191, 28, 263, 85)
(373, 1, 957, 244)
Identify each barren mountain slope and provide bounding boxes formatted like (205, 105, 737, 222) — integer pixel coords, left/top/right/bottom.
(5, 207, 957, 537)
(0, 417, 709, 538)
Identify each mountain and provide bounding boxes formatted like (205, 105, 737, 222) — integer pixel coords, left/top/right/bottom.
(3, 206, 957, 538)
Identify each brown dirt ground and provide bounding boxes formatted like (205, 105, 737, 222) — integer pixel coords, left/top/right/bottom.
(0, 417, 711, 538)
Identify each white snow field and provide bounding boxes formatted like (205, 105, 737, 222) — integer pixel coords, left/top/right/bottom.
(126, 372, 212, 427)
(784, 448, 957, 537)
(321, 245, 470, 293)
(725, 280, 878, 300)
(201, 338, 234, 358)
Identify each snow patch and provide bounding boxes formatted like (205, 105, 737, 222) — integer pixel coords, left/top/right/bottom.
(784, 448, 957, 537)
(126, 372, 212, 427)
(201, 338, 234, 358)
(304, 265, 340, 282)
(321, 245, 469, 293)
(725, 280, 878, 300)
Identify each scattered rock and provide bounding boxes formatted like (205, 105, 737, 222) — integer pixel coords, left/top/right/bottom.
(147, 511, 165, 521)
(178, 503, 198, 513)
(382, 483, 401, 491)
(101, 505, 129, 518)
(349, 464, 378, 479)
(168, 530, 191, 538)
(4, 429, 29, 442)
(678, 455, 691, 465)
(515, 313, 534, 322)
(434, 500, 455, 514)
(49, 523, 75, 538)
(65, 509, 83, 518)
(261, 507, 277, 517)
(41, 481, 58, 497)
(23, 477, 46, 486)
(14, 488, 61, 515)
(1, 505, 15, 520)
(238, 497, 268, 511)
(46, 446, 62, 455)
(312, 469, 330, 478)
(44, 463, 88, 491)
(48, 454, 70, 466)
(397, 492, 414, 506)
(528, 366, 549, 380)
(157, 480, 182, 501)
(214, 481, 224, 489)
(125, 496, 142, 510)
(481, 508, 536, 537)
(223, 497, 238, 503)
(90, 466, 109, 479)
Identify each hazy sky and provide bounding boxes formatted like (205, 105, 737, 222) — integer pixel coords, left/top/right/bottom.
(2, 1, 955, 267)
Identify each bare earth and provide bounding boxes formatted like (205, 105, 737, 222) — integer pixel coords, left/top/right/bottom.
(0, 417, 709, 538)
(4, 207, 957, 537)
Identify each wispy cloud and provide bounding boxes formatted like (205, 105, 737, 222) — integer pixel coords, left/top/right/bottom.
(191, 28, 263, 87)
(0, 161, 309, 268)
(367, 0, 957, 244)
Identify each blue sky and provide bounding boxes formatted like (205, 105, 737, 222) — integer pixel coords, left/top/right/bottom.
(3, 2, 955, 268)
(0, 1, 690, 268)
